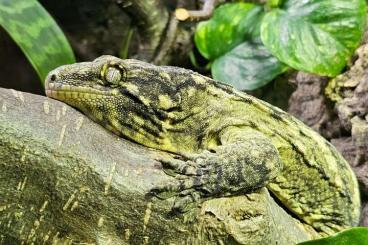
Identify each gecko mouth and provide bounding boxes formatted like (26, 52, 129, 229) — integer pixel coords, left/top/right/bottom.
(45, 81, 115, 101)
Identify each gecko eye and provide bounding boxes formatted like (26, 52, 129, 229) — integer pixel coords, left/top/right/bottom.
(104, 66, 123, 85)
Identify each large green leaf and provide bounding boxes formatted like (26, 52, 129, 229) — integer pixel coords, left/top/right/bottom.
(194, 3, 263, 60)
(297, 227, 368, 245)
(261, 0, 366, 76)
(0, 0, 75, 84)
(212, 41, 287, 90)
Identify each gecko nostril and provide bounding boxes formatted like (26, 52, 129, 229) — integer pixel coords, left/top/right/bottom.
(50, 74, 57, 81)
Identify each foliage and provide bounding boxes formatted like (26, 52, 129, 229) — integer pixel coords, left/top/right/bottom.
(211, 41, 287, 90)
(195, 1, 366, 90)
(262, 0, 366, 76)
(195, 3, 287, 90)
(0, 0, 75, 84)
(297, 227, 368, 245)
(195, 3, 261, 60)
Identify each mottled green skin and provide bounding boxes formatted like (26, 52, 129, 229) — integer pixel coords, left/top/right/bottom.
(45, 55, 360, 235)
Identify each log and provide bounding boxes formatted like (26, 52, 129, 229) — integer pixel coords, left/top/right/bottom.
(0, 88, 318, 244)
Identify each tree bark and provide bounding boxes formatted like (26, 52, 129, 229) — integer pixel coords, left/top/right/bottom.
(0, 88, 319, 244)
(118, 0, 169, 61)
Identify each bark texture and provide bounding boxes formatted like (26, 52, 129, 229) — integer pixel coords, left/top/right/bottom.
(118, 0, 169, 61)
(0, 88, 319, 244)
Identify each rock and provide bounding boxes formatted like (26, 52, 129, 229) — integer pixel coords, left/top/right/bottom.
(288, 72, 342, 139)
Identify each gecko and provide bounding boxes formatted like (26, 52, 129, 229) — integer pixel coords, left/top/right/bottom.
(45, 55, 360, 235)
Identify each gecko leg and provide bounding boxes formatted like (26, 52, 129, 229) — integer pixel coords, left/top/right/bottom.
(150, 126, 283, 212)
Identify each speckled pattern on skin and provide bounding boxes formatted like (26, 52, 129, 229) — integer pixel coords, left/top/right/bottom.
(45, 55, 360, 235)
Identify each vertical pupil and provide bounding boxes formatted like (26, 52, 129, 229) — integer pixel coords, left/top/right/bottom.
(106, 67, 121, 83)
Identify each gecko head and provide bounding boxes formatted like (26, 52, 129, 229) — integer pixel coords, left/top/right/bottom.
(45, 55, 185, 144)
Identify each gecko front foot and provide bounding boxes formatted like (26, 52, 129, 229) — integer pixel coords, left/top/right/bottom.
(150, 152, 218, 212)
(150, 137, 282, 213)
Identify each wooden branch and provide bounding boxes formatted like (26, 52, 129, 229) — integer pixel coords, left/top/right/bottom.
(0, 88, 318, 244)
(118, 0, 169, 61)
(153, 15, 179, 65)
(175, 0, 218, 21)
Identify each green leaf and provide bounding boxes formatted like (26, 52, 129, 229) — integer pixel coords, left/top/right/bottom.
(212, 41, 287, 90)
(261, 0, 366, 76)
(267, 0, 285, 9)
(194, 3, 263, 60)
(0, 0, 76, 84)
(297, 227, 368, 245)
